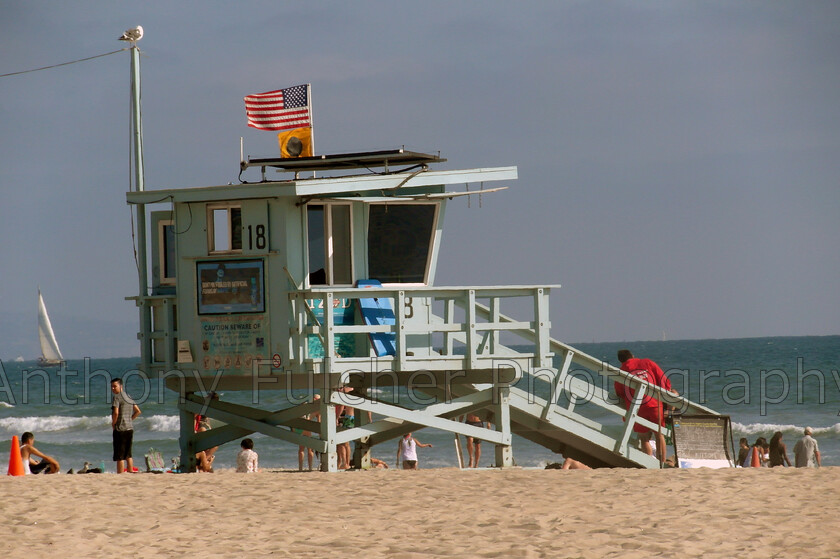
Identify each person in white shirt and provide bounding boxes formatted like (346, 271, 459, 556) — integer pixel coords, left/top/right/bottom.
(19, 432, 60, 474)
(236, 438, 260, 473)
(396, 432, 432, 470)
(793, 427, 821, 468)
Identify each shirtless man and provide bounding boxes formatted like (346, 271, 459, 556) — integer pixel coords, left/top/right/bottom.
(19, 432, 60, 474)
(561, 457, 591, 470)
(463, 414, 484, 468)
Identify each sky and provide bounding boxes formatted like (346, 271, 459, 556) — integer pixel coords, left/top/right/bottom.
(1, 1, 838, 359)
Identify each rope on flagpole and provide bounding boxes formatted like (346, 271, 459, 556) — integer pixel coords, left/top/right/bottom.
(0, 48, 128, 78)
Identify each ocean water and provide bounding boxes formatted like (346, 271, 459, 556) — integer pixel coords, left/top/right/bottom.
(1, 335, 837, 471)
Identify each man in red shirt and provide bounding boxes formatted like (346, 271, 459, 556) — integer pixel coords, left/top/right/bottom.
(614, 349, 677, 462)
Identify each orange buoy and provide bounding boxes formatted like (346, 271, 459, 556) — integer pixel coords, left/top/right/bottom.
(7, 436, 25, 476)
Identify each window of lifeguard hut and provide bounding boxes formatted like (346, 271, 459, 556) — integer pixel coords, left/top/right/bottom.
(207, 205, 242, 253)
(367, 203, 437, 284)
(307, 203, 352, 285)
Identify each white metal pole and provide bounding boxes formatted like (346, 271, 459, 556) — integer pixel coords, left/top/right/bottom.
(129, 41, 152, 369)
(130, 44, 148, 295)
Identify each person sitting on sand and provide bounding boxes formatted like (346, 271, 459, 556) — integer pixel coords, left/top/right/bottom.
(194, 391, 219, 460)
(195, 449, 214, 473)
(768, 431, 792, 467)
(396, 432, 432, 470)
(193, 392, 219, 472)
(236, 438, 260, 473)
(19, 432, 60, 474)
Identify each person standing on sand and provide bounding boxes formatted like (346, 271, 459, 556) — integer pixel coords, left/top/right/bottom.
(793, 427, 821, 468)
(744, 437, 768, 467)
(396, 432, 432, 470)
(768, 431, 792, 467)
(737, 438, 750, 468)
(614, 349, 678, 463)
(297, 394, 319, 471)
(463, 414, 484, 468)
(111, 378, 141, 474)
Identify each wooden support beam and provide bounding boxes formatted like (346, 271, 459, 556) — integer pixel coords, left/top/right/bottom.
(614, 384, 646, 456)
(179, 401, 196, 472)
(319, 388, 337, 471)
(493, 384, 513, 468)
(330, 391, 508, 446)
(183, 402, 325, 452)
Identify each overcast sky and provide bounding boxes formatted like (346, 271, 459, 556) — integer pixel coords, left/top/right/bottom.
(1, 1, 838, 358)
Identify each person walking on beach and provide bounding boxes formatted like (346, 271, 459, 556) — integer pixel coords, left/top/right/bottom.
(614, 349, 677, 463)
(768, 431, 792, 467)
(19, 432, 60, 474)
(793, 427, 821, 468)
(463, 414, 484, 468)
(111, 378, 141, 474)
(396, 432, 432, 470)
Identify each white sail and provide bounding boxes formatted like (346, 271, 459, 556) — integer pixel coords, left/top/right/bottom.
(37, 290, 63, 364)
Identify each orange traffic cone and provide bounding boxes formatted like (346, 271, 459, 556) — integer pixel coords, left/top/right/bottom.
(750, 446, 761, 468)
(7, 436, 25, 476)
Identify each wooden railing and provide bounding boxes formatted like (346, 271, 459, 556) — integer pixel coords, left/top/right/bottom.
(288, 285, 557, 374)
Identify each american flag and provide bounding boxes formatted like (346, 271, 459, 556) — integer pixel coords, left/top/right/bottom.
(244, 84, 311, 131)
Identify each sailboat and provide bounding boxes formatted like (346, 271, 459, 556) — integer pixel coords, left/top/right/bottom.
(37, 289, 64, 366)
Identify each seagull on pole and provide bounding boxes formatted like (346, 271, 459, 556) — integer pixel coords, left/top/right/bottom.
(119, 26, 143, 43)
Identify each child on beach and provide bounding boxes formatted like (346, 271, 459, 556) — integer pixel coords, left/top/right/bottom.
(19, 432, 60, 474)
(236, 438, 260, 473)
(396, 432, 432, 470)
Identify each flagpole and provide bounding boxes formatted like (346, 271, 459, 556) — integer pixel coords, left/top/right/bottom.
(308, 83, 315, 178)
(127, 36, 152, 369)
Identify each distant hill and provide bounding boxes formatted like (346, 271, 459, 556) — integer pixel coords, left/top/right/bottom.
(1, 310, 139, 360)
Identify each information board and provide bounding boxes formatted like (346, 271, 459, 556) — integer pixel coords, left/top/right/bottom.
(672, 414, 735, 468)
(200, 315, 267, 371)
(197, 259, 265, 315)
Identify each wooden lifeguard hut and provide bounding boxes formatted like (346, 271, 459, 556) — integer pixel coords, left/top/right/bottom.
(127, 146, 732, 471)
(123, 43, 731, 472)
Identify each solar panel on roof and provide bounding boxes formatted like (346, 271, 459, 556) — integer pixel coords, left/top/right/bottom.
(241, 148, 446, 175)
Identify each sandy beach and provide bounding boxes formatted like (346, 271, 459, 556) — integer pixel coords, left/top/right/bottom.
(2, 466, 838, 558)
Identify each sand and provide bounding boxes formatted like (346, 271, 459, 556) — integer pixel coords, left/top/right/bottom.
(2, 466, 838, 558)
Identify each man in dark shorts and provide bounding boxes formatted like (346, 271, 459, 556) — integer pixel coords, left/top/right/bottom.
(19, 431, 60, 474)
(111, 378, 141, 473)
(463, 414, 484, 468)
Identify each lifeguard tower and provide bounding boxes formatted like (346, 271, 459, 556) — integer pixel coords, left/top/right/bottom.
(119, 31, 729, 473)
(126, 146, 732, 472)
